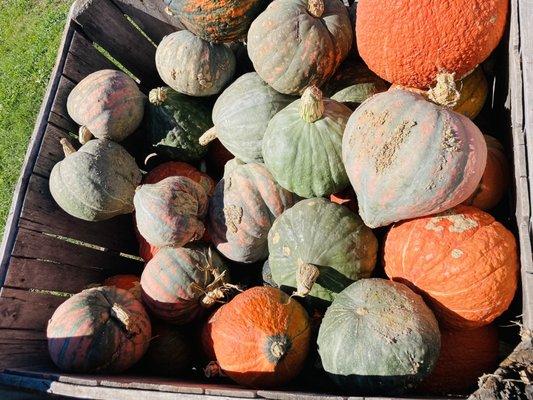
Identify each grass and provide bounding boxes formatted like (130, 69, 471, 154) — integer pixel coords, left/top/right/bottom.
(0, 0, 72, 236)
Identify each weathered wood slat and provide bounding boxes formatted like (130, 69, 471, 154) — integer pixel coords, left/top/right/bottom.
(32, 124, 72, 178)
(48, 111, 77, 133)
(50, 76, 75, 130)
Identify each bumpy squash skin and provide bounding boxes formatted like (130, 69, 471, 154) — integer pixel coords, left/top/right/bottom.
(67, 70, 145, 142)
(212, 72, 294, 163)
(134, 177, 208, 248)
(384, 205, 518, 329)
(47, 287, 151, 373)
(317, 279, 441, 394)
(356, 0, 508, 89)
(50, 139, 141, 222)
(342, 90, 487, 228)
(247, 0, 353, 95)
(268, 198, 377, 307)
(209, 159, 295, 263)
(155, 31, 236, 97)
(165, 0, 270, 43)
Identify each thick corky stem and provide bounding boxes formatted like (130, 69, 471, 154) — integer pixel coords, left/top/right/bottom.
(110, 303, 139, 337)
(149, 87, 169, 106)
(79, 126, 92, 144)
(201, 287, 225, 308)
(428, 72, 461, 108)
(300, 86, 325, 123)
(199, 127, 217, 146)
(308, 0, 324, 18)
(60, 138, 77, 156)
(294, 262, 320, 297)
(270, 341, 286, 359)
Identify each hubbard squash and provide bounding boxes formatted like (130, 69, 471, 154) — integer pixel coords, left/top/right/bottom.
(247, 0, 352, 95)
(384, 205, 519, 329)
(317, 279, 441, 394)
(47, 287, 151, 373)
(342, 89, 487, 228)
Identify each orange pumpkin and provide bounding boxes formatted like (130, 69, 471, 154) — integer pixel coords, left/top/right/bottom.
(357, 0, 508, 89)
(104, 275, 141, 299)
(384, 205, 518, 329)
(464, 135, 509, 210)
(202, 286, 311, 388)
(419, 325, 499, 394)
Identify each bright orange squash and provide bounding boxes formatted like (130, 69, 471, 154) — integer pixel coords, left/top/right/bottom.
(384, 205, 518, 329)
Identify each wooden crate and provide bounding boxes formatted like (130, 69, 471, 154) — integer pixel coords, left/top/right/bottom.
(0, 0, 531, 399)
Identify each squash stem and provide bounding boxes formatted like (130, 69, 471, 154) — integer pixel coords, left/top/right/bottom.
(110, 303, 140, 337)
(427, 72, 460, 108)
(79, 126, 93, 144)
(308, 0, 325, 18)
(149, 87, 169, 106)
(294, 262, 320, 297)
(299, 86, 325, 123)
(199, 127, 218, 146)
(60, 138, 77, 156)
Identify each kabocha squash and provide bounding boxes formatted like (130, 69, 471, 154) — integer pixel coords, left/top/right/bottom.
(145, 87, 213, 161)
(418, 325, 499, 395)
(356, 0, 508, 89)
(165, 0, 270, 43)
(134, 177, 208, 248)
(104, 275, 141, 299)
(330, 187, 358, 213)
(464, 135, 509, 210)
(247, 0, 352, 95)
(209, 159, 295, 263)
(155, 31, 235, 97)
(202, 286, 311, 388)
(342, 90, 487, 228)
(67, 70, 145, 143)
(263, 86, 351, 198)
(47, 287, 151, 373)
(199, 72, 294, 163)
(268, 198, 377, 306)
(141, 245, 231, 325)
(144, 161, 215, 196)
(317, 279, 441, 394)
(384, 205, 518, 329)
(50, 139, 141, 222)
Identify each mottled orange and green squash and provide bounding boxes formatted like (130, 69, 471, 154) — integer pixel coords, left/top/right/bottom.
(144, 161, 215, 196)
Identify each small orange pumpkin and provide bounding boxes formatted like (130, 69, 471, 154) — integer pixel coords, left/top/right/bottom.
(202, 286, 311, 388)
(104, 275, 141, 299)
(384, 205, 518, 329)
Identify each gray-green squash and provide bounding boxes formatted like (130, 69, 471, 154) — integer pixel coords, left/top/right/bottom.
(49, 139, 141, 221)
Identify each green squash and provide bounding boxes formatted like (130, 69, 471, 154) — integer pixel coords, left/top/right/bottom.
(199, 72, 294, 163)
(146, 87, 213, 162)
(49, 139, 141, 221)
(262, 86, 351, 198)
(317, 279, 441, 394)
(267, 198, 377, 307)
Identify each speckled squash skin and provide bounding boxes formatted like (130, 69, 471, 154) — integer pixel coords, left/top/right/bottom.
(317, 279, 441, 394)
(155, 31, 236, 97)
(49, 139, 141, 222)
(356, 0, 508, 89)
(165, 0, 270, 43)
(202, 286, 311, 388)
(263, 87, 351, 198)
(384, 205, 519, 329)
(210, 72, 294, 163)
(209, 159, 295, 263)
(47, 287, 151, 373)
(134, 177, 208, 248)
(268, 198, 377, 306)
(141, 245, 229, 325)
(342, 90, 487, 228)
(67, 70, 145, 142)
(247, 0, 353, 95)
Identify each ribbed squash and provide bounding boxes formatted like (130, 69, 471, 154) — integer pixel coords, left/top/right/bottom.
(145, 87, 213, 161)
(50, 139, 141, 222)
(134, 177, 208, 248)
(67, 70, 145, 143)
(263, 86, 351, 198)
(342, 90, 487, 228)
(199, 72, 294, 163)
(268, 198, 377, 307)
(47, 287, 151, 373)
(155, 31, 235, 97)
(141, 245, 230, 324)
(317, 279, 441, 394)
(247, 0, 352, 95)
(384, 205, 519, 329)
(209, 159, 295, 263)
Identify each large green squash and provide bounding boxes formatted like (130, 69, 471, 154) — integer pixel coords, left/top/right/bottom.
(267, 198, 377, 307)
(146, 87, 213, 162)
(262, 86, 351, 198)
(209, 159, 295, 263)
(155, 30, 236, 97)
(199, 72, 294, 163)
(317, 279, 441, 394)
(50, 139, 141, 221)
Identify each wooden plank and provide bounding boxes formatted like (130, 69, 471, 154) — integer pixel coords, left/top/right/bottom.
(48, 111, 77, 133)
(50, 76, 75, 129)
(33, 124, 72, 178)
(72, 0, 160, 88)
(18, 174, 140, 255)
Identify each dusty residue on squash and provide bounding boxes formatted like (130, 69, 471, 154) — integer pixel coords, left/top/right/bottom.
(441, 120, 461, 152)
(374, 120, 416, 173)
(451, 249, 464, 258)
(272, 231, 280, 244)
(282, 246, 291, 256)
(425, 210, 478, 233)
(223, 205, 243, 233)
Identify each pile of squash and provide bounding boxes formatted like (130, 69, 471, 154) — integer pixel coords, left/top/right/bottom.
(46, 0, 519, 396)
